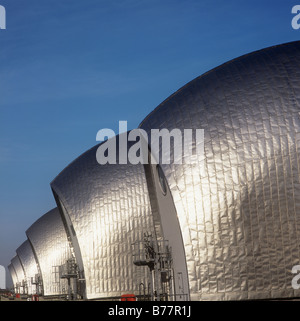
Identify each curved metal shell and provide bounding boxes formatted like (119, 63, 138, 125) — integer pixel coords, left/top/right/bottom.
(139, 41, 300, 300)
(26, 208, 72, 296)
(51, 138, 156, 300)
(8, 264, 18, 291)
(16, 240, 39, 295)
(11, 255, 25, 293)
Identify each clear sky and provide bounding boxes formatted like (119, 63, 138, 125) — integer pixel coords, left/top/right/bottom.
(0, 0, 299, 288)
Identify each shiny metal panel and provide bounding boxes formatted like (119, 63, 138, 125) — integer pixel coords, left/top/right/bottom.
(16, 240, 39, 295)
(8, 264, 18, 291)
(26, 208, 72, 296)
(51, 139, 156, 300)
(11, 255, 25, 293)
(140, 41, 300, 300)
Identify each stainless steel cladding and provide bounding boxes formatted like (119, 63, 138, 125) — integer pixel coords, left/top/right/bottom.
(8, 264, 18, 292)
(51, 138, 156, 300)
(16, 240, 39, 295)
(26, 208, 73, 297)
(11, 256, 25, 294)
(139, 41, 300, 300)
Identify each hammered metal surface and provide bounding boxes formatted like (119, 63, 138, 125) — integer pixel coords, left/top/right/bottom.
(51, 138, 155, 300)
(139, 41, 300, 300)
(16, 240, 39, 295)
(11, 255, 25, 293)
(26, 208, 72, 296)
(8, 263, 18, 291)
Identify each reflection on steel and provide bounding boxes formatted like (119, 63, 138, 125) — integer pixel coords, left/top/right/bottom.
(51, 136, 156, 300)
(26, 208, 73, 297)
(8, 41, 300, 301)
(11, 256, 25, 294)
(16, 240, 39, 295)
(139, 41, 300, 300)
(8, 264, 18, 293)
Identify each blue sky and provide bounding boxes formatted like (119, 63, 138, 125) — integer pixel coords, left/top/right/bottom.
(0, 0, 299, 287)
